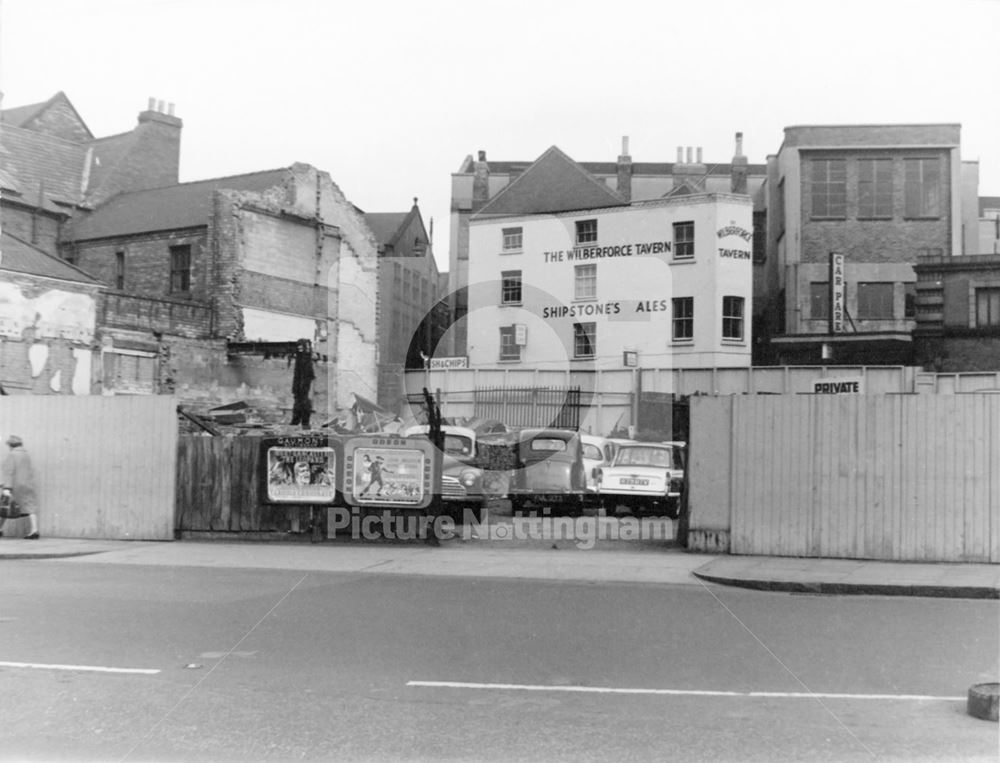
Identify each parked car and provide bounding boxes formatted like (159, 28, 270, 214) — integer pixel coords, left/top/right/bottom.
(580, 434, 625, 494)
(596, 441, 686, 518)
(404, 424, 490, 518)
(508, 428, 588, 514)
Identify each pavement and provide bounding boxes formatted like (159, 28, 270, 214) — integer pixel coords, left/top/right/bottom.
(1, 515, 998, 598)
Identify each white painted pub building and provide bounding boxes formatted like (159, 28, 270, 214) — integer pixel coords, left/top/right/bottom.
(463, 147, 754, 371)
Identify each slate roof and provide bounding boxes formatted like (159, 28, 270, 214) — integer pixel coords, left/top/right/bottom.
(68, 168, 292, 240)
(0, 91, 93, 140)
(1, 231, 101, 284)
(365, 212, 410, 246)
(474, 146, 627, 218)
(0, 124, 89, 208)
(980, 197, 1000, 215)
(459, 157, 767, 176)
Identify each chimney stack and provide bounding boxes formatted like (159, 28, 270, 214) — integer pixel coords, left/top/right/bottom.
(731, 131, 749, 195)
(472, 150, 490, 210)
(674, 144, 707, 193)
(617, 135, 633, 202)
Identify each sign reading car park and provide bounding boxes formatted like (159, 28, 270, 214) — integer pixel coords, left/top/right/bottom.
(811, 377, 864, 394)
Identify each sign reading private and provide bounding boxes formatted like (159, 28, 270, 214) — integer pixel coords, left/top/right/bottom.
(811, 377, 864, 394)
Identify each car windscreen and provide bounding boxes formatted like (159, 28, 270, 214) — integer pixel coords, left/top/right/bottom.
(530, 438, 567, 452)
(443, 434, 473, 457)
(614, 446, 678, 468)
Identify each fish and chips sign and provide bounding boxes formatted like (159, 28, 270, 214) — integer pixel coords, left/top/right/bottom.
(262, 435, 339, 504)
(428, 356, 468, 370)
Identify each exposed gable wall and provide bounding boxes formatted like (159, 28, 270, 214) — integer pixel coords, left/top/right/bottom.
(16, 93, 92, 143)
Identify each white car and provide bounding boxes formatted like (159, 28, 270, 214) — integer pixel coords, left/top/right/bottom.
(580, 434, 625, 493)
(596, 441, 686, 518)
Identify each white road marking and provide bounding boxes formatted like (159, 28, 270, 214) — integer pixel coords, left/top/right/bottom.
(0, 661, 160, 675)
(407, 681, 964, 702)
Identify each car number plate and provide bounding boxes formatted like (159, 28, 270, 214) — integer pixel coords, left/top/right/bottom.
(620, 477, 649, 486)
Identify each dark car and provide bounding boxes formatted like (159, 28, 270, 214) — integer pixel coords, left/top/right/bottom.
(508, 428, 588, 515)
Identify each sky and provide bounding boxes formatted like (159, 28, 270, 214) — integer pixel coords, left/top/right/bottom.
(2, 0, 998, 271)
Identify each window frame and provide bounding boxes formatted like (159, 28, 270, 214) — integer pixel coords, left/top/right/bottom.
(672, 297, 693, 341)
(573, 321, 596, 359)
(169, 244, 192, 294)
(857, 157, 893, 219)
(810, 158, 847, 219)
(856, 282, 895, 320)
(673, 221, 695, 259)
(904, 157, 942, 219)
(499, 325, 521, 361)
(502, 226, 523, 252)
(809, 281, 830, 321)
(975, 287, 1000, 328)
(575, 219, 598, 245)
(115, 250, 126, 290)
(574, 263, 597, 301)
(501, 270, 522, 305)
(722, 296, 745, 341)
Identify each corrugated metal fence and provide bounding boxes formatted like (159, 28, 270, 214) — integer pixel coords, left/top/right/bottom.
(692, 395, 999, 562)
(0, 396, 177, 539)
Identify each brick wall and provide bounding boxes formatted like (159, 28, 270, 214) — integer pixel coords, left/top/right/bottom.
(2, 206, 64, 257)
(71, 230, 208, 300)
(915, 336, 1000, 372)
(101, 292, 212, 338)
(800, 150, 952, 264)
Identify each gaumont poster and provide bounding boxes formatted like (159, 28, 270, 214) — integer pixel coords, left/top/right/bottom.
(261, 435, 339, 504)
(343, 435, 434, 509)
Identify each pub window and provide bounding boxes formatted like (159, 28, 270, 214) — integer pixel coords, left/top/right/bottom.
(672, 297, 693, 340)
(499, 325, 521, 361)
(857, 282, 894, 320)
(810, 282, 830, 320)
(673, 221, 695, 259)
(501, 270, 522, 305)
(169, 244, 191, 293)
(115, 250, 125, 290)
(575, 219, 598, 245)
(574, 264, 597, 300)
(904, 157, 942, 218)
(502, 227, 523, 252)
(573, 322, 596, 358)
(810, 158, 847, 218)
(722, 296, 745, 341)
(858, 158, 893, 218)
(975, 287, 1000, 328)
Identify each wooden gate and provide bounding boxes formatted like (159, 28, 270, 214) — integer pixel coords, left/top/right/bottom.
(175, 436, 313, 534)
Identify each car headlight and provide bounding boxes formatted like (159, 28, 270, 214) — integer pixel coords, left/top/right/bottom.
(460, 470, 479, 488)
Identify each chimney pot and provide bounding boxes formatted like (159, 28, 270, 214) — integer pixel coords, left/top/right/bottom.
(676, 147, 684, 163)
(735, 132, 744, 157)
(696, 147, 703, 163)
(622, 136, 629, 156)
(168, 102, 175, 116)
(147, 97, 156, 110)
(157, 99, 165, 112)
(686, 147, 693, 163)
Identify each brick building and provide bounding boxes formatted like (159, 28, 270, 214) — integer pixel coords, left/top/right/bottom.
(447, 135, 767, 356)
(755, 124, 983, 365)
(1, 93, 379, 420)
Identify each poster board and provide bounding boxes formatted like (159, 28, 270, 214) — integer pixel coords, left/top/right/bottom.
(342, 435, 435, 509)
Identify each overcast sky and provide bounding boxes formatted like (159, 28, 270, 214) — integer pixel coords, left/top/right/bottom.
(2, 0, 997, 270)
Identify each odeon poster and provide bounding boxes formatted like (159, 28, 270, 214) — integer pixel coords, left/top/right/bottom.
(344, 435, 434, 509)
(261, 435, 338, 504)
